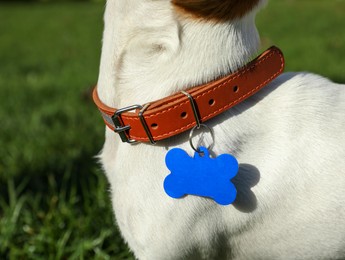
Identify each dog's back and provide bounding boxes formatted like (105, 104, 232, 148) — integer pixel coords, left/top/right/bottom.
(226, 72, 345, 259)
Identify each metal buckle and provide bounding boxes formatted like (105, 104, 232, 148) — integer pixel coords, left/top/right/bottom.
(112, 105, 143, 143)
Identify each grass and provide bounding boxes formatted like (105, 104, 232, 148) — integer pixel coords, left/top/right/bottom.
(0, 2, 134, 259)
(257, 0, 345, 83)
(0, 1, 344, 259)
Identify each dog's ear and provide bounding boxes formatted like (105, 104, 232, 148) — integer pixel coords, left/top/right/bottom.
(171, 0, 261, 21)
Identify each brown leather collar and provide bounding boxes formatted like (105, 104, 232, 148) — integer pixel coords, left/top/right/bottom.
(93, 46, 285, 143)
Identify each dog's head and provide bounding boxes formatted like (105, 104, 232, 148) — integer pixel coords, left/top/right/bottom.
(171, 0, 266, 21)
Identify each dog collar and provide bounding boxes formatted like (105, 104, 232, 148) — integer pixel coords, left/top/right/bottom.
(93, 46, 284, 144)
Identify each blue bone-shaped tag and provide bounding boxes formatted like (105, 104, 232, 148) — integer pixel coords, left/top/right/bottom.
(164, 147, 239, 205)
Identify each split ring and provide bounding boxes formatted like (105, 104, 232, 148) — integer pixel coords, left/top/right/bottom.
(189, 124, 215, 154)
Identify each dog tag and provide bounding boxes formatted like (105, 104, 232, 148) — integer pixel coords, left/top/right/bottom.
(164, 147, 238, 205)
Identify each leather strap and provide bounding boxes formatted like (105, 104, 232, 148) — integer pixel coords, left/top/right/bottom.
(93, 46, 285, 143)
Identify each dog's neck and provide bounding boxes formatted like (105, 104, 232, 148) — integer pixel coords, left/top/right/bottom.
(97, 1, 262, 109)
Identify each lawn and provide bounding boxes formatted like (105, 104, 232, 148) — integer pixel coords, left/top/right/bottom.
(257, 0, 345, 83)
(0, 1, 344, 259)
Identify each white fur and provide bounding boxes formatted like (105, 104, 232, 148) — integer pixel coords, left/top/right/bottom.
(97, 1, 345, 259)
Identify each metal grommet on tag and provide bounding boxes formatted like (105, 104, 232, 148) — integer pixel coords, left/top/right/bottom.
(189, 124, 215, 155)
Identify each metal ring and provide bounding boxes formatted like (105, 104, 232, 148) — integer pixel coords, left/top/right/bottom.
(189, 124, 215, 154)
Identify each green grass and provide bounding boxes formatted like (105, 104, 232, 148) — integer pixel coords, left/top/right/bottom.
(0, 1, 344, 259)
(257, 0, 345, 83)
(0, 2, 134, 259)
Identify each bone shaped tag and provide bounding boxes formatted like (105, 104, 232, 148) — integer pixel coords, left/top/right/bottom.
(164, 147, 238, 205)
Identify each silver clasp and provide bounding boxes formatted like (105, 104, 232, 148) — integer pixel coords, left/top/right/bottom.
(112, 105, 143, 143)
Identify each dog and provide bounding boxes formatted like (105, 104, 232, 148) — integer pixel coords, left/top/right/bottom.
(95, 0, 345, 259)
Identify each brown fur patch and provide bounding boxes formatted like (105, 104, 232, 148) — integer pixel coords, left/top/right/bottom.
(172, 0, 260, 21)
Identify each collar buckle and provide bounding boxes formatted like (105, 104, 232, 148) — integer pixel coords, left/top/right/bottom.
(112, 105, 143, 143)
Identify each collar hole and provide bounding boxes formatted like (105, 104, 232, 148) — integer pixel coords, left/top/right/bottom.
(151, 123, 158, 129)
(181, 112, 188, 119)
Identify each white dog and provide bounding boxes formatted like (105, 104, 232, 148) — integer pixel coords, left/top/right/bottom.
(95, 0, 345, 259)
